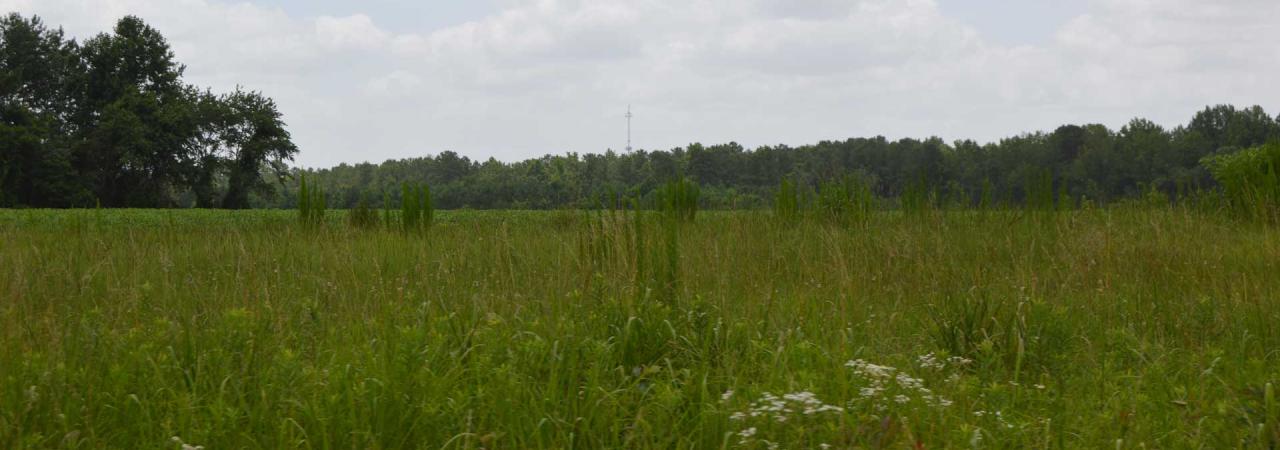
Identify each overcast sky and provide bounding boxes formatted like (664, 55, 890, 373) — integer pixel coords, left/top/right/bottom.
(3, 0, 1278, 167)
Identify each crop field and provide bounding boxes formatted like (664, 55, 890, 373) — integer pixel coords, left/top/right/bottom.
(2, 208, 1279, 449)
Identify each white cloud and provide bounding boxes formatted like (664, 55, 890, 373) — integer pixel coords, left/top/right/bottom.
(1047, 0, 1280, 116)
(316, 14, 390, 50)
(365, 70, 423, 96)
(3, 0, 1279, 167)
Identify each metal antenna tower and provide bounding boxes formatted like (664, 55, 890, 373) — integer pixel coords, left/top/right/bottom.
(625, 105, 633, 152)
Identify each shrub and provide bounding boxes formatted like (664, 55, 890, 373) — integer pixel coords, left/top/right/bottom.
(1203, 142, 1280, 223)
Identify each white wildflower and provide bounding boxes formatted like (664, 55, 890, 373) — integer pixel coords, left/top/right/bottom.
(846, 359, 896, 379)
(849, 358, 953, 411)
(170, 436, 204, 450)
(918, 353, 945, 370)
(895, 373, 924, 390)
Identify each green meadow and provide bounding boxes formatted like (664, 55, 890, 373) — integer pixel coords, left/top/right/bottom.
(2, 207, 1278, 449)
(5, 9, 1280, 449)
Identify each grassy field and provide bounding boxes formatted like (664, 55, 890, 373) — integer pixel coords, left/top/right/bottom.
(2, 208, 1279, 449)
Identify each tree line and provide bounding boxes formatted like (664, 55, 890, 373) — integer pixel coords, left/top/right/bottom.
(0, 13, 297, 208)
(4, 14, 1279, 211)
(292, 105, 1280, 210)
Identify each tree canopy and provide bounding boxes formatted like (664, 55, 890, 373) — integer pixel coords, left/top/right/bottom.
(0, 13, 297, 208)
(290, 105, 1280, 210)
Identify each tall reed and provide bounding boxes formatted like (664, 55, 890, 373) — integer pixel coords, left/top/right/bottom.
(347, 193, 380, 229)
(774, 177, 803, 223)
(656, 177, 699, 223)
(816, 175, 877, 225)
(400, 182, 435, 233)
(297, 173, 326, 226)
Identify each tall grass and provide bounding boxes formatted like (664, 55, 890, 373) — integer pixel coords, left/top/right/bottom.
(400, 182, 434, 233)
(900, 175, 935, 214)
(815, 175, 876, 225)
(1204, 142, 1280, 223)
(1023, 168, 1056, 212)
(297, 173, 326, 226)
(773, 177, 803, 223)
(772, 176, 877, 225)
(656, 177, 699, 223)
(2, 207, 1279, 448)
(347, 193, 380, 229)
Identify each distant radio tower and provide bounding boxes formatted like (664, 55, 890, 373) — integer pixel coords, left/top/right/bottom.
(625, 105, 633, 152)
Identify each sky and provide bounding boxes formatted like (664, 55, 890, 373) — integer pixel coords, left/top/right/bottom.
(3, 0, 1278, 168)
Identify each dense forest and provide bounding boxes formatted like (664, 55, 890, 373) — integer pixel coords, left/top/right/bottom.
(0, 13, 297, 208)
(294, 105, 1280, 210)
(4, 14, 1279, 210)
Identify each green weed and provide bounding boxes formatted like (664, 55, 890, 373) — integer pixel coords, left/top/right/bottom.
(0, 208, 1278, 448)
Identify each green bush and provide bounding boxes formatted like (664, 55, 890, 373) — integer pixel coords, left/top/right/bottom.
(1203, 142, 1280, 223)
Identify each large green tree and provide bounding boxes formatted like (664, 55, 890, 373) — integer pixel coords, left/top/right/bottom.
(0, 14, 86, 207)
(0, 13, 298, 208)
(217, 90, 297, 209)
